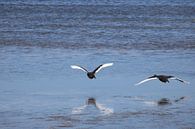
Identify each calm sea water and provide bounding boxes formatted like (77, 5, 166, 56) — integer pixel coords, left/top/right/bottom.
(0, 0, 195, 129)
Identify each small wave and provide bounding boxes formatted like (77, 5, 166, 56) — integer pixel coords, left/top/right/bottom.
(115, 95, 145, 101)
(143, 101, 158, 106)
(72, 105, 87, 114)
(1, 39, 195, 51)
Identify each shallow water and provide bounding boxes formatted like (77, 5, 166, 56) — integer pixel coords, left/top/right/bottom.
(0, 0, 195, 129)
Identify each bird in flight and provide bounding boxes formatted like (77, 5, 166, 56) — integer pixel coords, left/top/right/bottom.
(70, 63, 113, 79)
(135, 74, 190, 86)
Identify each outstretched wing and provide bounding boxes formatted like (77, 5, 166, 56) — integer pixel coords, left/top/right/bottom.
(70, 65, 88, 73)
(95, 103, 114, 115)
(170, 77, 190, 84)
(135, 77, 158, 86)
(93, 63, 113, 73)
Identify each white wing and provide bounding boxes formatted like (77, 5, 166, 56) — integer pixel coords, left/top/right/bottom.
(135, 77, 158, 86)
(72, 105, 87, 114)
(170, 77, 190, 84)
(70, 65, 88, 73)
(94, 63, 113, 73)
(95, 103, 114, 115)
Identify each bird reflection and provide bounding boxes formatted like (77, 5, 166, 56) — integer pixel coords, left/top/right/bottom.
(72, 97, 113, 115)
(157, 96, 186, 106)
(87, 97, 97, 106)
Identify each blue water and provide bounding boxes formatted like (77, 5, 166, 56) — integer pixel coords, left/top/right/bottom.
(0, 0, 195, 129)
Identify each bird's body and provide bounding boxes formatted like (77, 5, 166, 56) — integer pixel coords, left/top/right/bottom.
(87, 72, 96, 79)
(87, 97, 96, 105)
(71, 63, 113, 79)
(135, 74, 189, 85)
(149, 75, 173, 83)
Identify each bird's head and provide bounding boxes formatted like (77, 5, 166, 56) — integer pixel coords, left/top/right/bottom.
(87, 98, 96, 105)
(149, 74, 157, 78)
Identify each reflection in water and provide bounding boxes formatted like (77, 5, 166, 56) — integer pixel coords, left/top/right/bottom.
(143, 96, 186, 106)
(143, 101, 158, 106)
(157, 96, 186, 106)
(157, 98, 172, 105)
(72, 97, 113, 115)
(119, 95, 187, 106)
(174, 96, 186, 103)
(46, 96, 189, 128)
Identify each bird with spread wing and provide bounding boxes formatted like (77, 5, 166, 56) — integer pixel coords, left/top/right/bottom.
(135, 74, 190, 86)
(71, 63, 113, 79)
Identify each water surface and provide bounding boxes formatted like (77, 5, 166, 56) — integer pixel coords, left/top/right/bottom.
(0, 0, 195, 129)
